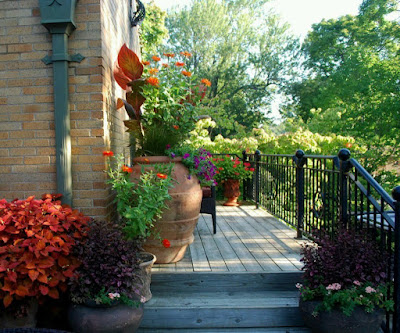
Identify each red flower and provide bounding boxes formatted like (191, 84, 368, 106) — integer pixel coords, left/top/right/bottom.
(162, 63, 169, 68)
(152, 55, 161, 62)
(163, 53, 175, 58)
(162, 239, 171, 248)
(103, 151, 114, 157)
(121, 165, 132, 173)
(201, 78, 211, 87)
(147, 77, 159, 87)
(235, 172, 240, 176)
(244, 162, 251, 167)
(144, 158, 150, 163)
(345, 142, 352, 148)
(250, 168, 255, 172)
(182, 70, 192, 77)
(218, 167, 224, 170)
(233, 164, 237, 168)
(175, 61, 185, 67)
(157, 173, 168, 179)
(173, 125, 179, 130)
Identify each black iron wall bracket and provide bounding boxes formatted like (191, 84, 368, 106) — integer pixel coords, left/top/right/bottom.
(42, 53, 85, 65)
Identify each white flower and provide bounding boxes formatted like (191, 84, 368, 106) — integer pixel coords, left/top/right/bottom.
(365, 286, 376, 294)
(295, 283, 303, 289)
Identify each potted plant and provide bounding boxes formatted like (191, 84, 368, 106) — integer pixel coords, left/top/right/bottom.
(213, 155, 254, 206)
(0, 194, 89, 329)
(68, 219, 144, 333)
(297, 228, 394, 333)
(111, 44, 215, 263)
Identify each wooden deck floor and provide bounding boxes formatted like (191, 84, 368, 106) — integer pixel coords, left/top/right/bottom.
(152, 204, 308, 273)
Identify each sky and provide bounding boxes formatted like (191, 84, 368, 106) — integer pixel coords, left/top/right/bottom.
(152, 0, 364, 38)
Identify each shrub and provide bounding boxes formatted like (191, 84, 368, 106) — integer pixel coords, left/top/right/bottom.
(0, 194, 89, 308)
(69, 219, 142, 306)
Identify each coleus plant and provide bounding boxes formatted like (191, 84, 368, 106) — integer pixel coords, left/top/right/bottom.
(113, 44, 212, 155)
(0, 194, 89, 308)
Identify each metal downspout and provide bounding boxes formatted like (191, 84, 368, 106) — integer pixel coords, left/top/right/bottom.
(40, 3, 84, 206)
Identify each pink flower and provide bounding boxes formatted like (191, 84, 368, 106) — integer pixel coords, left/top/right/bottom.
(108, 292, 120, 299)
(326, 283, 342, 291)
(365, 286, 376, 294)
(353, 280, 361, 286)
(295, 283, 302, 289)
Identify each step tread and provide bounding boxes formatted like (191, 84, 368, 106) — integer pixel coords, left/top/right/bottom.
(145, 290, 300, 308)
(138, 328, 311, 332)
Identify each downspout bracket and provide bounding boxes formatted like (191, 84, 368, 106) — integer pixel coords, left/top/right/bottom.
(42, 53, 85, 65)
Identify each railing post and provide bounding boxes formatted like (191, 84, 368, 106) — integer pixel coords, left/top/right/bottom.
(337, 148, 352, 228)
(392, 186, 400, 333)
(293, 149, 307, 239)
(255, 150, 261, 209)
(242, 150, 248, 201)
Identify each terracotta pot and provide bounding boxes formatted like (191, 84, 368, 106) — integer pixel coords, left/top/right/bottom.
(0, 298, 38, 329)
(131, 156, 202, 264)
(68, 302, 144, 333)
(223, 178, 241, 206)
(138, 252, 156, 302)
(299, 299, 384, 333)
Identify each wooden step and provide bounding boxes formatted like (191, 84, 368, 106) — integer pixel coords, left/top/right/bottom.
(138, 328, 311, 332)
(139, 272, 305, 330)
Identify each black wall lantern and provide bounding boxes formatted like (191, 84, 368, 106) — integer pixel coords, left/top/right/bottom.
(130, 0, 146, 27)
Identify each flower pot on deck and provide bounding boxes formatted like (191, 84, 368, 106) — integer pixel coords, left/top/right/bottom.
(131, 156, 202, 264)
(223, 178, 240, 206)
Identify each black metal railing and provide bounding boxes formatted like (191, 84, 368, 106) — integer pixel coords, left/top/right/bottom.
(238, 148, 400, 333)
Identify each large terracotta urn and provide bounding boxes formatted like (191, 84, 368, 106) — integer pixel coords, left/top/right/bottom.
(131, 156, 202, 264)
(223, 178, 240, 206)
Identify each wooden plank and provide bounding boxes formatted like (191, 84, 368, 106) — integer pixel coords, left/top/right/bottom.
(174, 247, 194, 272)
(222, 206, 295, 272)
(201, 214, 247, 273)
(216, 207, 263, 272)
(196, 215, 228, 272)
(190, 225, 212, 272)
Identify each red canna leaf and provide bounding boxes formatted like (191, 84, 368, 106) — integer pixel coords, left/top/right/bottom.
(116, 98, 124, 109)
(117, 44, 143, 81)
(126, 80, 145, 118)
(113, 64, 131, 90)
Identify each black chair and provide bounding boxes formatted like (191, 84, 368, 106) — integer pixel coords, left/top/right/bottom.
(200, 185, 217, 234)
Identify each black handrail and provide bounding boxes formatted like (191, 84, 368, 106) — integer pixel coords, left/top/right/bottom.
(234, 148, 400, 332)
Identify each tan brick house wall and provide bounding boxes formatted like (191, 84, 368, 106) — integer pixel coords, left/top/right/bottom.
(0, 0, 140, 220)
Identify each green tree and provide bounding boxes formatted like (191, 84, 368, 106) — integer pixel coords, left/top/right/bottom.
(285, 0, 400, 166)
(140, 1, 169, 55)
(164, 0, 300, 136)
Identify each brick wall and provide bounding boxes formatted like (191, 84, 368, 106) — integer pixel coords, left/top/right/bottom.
(0, 0, 139, 221)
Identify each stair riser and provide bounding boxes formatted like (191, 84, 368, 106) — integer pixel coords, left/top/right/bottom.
(141, 307, 304, 329)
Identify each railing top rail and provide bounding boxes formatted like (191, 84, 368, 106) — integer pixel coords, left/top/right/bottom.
(350, 158, 395, 209)
(246, 153, 337, 159)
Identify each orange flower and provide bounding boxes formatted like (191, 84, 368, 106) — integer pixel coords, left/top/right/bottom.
(157, 173, 168, 179)
(175, 61, 185, 67)
(180, 51, 192, 57)
(182, 70, 192, 77)
(173, 125, 179, 130)
(121, 165, 132, 173)
(142, 60, 150, 66)
(149, 68, 159, 75)
(152, 55, 161, 62)
(146, 77, 159, 87)
(345, 142, 352, 148)
(201, 78, 211, 87)
(144, 158, 150, 163)
(102, 151, 114, 157)
(163, 53, 175, 58)
(162, 63, 169, 68)
(162, 239, 171, 248)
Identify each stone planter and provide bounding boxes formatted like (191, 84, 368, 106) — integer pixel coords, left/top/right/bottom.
(68, 302, 144, 333)
(223, 178, 240, 206)
(299, 299, 384, 333)
(131, 156, 202, 264)
(0, 298, 38, 329)
(138, 252, 156, 302)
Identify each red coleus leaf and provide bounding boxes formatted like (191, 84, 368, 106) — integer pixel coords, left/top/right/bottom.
(3, 294, 13, 307)
(117, 43, 143, 81)
(15, 285, 29, 297)
(57, 256, 69, 267)
(37, 274, 48, 284)
(48, 288, 59, 299)
(39, 285, 49, 296)
(28, 270, 39, 281)
(7, 271, 17, 283)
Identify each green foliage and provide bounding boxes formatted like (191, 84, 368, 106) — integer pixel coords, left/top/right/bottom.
(105, 154, 174, 242)
(165, 0, 300, 136)
(140, 1, 169, 55)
